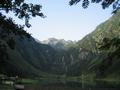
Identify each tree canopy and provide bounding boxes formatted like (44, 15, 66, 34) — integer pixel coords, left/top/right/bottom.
(1, 0, 119, 28)
(69, 0, 120, 13)
(0, 0, 45, 28)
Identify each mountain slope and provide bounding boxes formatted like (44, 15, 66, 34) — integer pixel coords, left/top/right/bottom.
(67, 10, 120, 78)
(0, 32, 58, 77)
(0, 16, 58, 77)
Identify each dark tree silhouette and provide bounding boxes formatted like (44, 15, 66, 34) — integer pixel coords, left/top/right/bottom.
(0, 0, 45, 28)
(69, 0, 120, 13)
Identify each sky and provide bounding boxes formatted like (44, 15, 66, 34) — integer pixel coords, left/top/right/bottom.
(19, 0, 113, 41)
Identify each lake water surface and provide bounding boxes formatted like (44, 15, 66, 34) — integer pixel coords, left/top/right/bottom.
(24, 79, 120, 90)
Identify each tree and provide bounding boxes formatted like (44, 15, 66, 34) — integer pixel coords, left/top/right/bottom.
(69, 0, 120, 13)
(0, 0, 45, 28)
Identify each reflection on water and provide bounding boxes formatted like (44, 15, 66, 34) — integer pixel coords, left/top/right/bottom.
(25, 79, 120, 90)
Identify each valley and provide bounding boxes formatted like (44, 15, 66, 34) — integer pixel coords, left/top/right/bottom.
(1, 7, 120, 90)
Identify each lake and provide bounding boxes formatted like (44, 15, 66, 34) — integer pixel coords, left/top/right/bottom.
(0, 79, 120, 90)
(24, 79, 120, 90)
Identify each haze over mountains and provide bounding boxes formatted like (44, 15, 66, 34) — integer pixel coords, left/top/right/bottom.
(0, 10, 120, 79)
(41, 38, 76, 50)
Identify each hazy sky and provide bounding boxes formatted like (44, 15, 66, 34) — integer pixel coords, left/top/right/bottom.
(24, 0, 113, 41)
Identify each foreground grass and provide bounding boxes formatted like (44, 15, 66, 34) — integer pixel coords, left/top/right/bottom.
(0, 84, 14, 90)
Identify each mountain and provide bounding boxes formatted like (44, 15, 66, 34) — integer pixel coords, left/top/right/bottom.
(0, 16, 59, 77)
(66, 10, 120, 78)
(1, 10, 120, 79)
(0, 17, 74, 77)
(41, 38, 76, 50)
(0, 30, 57, 77)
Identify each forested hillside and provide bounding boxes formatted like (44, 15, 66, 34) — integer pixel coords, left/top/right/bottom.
(67, 10, 120, 78)
(0, 14, 57, 77)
